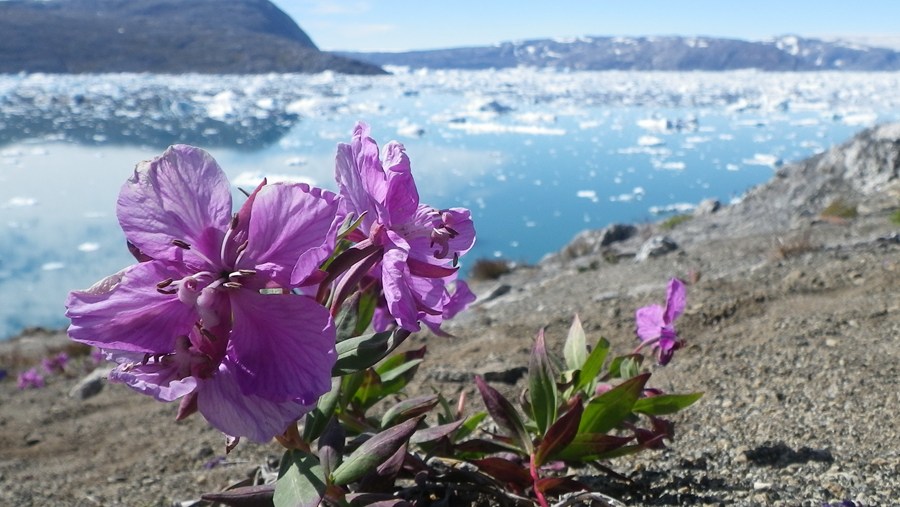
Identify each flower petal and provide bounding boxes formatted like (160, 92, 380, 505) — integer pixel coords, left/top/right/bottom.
(228, 291, 335, 403)
(117, 145, 231, 268)
(108, 359, 198, 402)
(663, 278, 687, 324)
(382, 141, 420, 226)
(198, 360, 313, 442)
(335, 122, 386, 227)
(635, 304, 665, 343)
(234, 182, 341, 287)
(66, 261, 198, 353)
(380, 242, 420, 332)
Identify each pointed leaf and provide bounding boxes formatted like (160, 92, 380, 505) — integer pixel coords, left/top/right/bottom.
(381, 394, 439, 428)
(333, 329, 398, 376)
(529, 330, 558, 435)
(606, 354, 644, 379)
(274, 450, 326, 507)
(574, 337, 610, 392)
(470, 457, 532, 487)
(563, 315, 588, 371)
(579, 373, 650, 434)
(534, 396, 583, 466)
(535, 476, 586, 495)
(318, 417, 345, 479)
(201, 484, 274, 506)
(554, 433, 635, 462)
(474, 376, 533, 454)
(331, 417, 421, 486)
(410, 419, 464, 444)
(633, 392, 703, 416)
(303, 377, 341, 442)
(453, 411, 487, 442)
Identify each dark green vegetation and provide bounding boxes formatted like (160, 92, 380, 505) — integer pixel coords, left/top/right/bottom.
(0, 0, 385, 74)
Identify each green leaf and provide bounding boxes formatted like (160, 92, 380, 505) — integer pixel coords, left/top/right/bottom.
(303, 377, 341, 442)
(355, 290, 378, 336)
(274, 450, 326, 507)
(453, 412, 487, 442)
(578, 373, 650, 434)
(606, 354, 644, 379)
(529, 329, 558, 435)
(574, 337, 610, 392)
(318, 417, 345, 479)
(534, 396, 583, 466)
(331, 417, 421, 486)
(632, 392, 703, 416)
(380, 394, 439, 428)
(474, 376, 533, 454)
(333, 330, 398, 376)
(554, 433, 635, 462)
(563, 315, 588, 371)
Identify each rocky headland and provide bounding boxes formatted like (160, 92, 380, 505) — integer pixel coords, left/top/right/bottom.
(0, 125, 897, 505)
(0, 0, 384, 74)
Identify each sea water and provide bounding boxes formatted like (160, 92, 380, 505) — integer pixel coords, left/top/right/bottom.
(2, 69, 899, 339)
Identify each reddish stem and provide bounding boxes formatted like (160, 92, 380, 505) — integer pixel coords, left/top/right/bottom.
(529, 453, 549, 507)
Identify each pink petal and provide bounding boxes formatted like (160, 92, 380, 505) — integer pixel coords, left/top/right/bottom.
(381, 242, 420, 332)
(663, 278, 687, 324)
(635, 304, 665, 342)
(228, 291, 335, 403)
(235, 183, 340, 287)
(382, 141, 419, 226)
(66, 261, 197, 353)
(335, 123, 386, 227)
(117, 145, 232, 268)
(199, 360, 314, 442)
(108, 360, 198, 402)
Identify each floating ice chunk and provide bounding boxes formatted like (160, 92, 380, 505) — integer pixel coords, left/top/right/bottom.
(514, 112, 556, 124)
(841, 112, 878, 126)
(578, 120, 601, 129)
(726, 163, 740, 171)
(742, 153, 782, 167)
(446, 122, 565, 135)
(654, 161, 686, 171)
(637, 135, 665, 147)
(637, 118, 670, 132)
(576, 190, 599, 202)
(284, 157, 307, 167)
(232, 171, 315, 188)
(649, 203, 695, 215)
(42, 262, 65, 271)
(396, 122, 425, 137)
(206, 91, 237, 121)
(3, 196, 37, 207)
(77, 242, 101, 253)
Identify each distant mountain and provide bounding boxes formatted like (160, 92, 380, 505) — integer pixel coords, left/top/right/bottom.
(0, 0, 385, 74)
(340, 35, 900, 71)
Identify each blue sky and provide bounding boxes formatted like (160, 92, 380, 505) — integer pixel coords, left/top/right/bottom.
(272, 1, 900, 52)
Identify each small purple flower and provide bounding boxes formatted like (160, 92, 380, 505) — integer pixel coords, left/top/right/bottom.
(635, 278, 686, 365)
(66, 145, 342, 442)
(17, 368, 45, 389)
(331, 122, 476, 332)
(41, 352, 69, 374)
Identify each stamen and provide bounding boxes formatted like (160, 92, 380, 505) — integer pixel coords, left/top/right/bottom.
(238, 269, 256, 276)
(230, 212, 239, 230)
(156, 287, 177, 295)
(156, 278, 174, 289)
(172, 239, 191, 249)
(200, 328, 218, 342)
(453, 252, 459, 267)
(223, 281, 242, 289)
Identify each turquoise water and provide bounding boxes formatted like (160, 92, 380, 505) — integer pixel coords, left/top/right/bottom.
(1, 70, 897, 338)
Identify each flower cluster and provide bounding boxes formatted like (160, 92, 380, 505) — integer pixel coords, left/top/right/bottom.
(65, 122, 476, 442)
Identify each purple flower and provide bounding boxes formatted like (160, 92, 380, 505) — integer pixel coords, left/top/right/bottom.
(331, 123, 476, 332)
(17, 368, 45, 389)
(635, 278, 686, 365)
(41, 352, 69, 374)
(66, 145, 342, 442)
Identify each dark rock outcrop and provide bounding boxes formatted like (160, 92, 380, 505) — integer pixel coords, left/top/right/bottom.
(0, 0, 385, 74)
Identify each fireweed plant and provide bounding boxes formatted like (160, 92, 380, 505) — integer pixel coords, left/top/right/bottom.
(65, 122, 701, 506)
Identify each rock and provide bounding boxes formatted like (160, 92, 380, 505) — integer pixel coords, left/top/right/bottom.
(635, 235, 678, 261)
(554, 224, 637, 261)
(694, 198, 721, 216)
(69, 366, 113, 400)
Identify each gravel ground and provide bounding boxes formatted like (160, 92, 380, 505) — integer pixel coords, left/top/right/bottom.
(0, 125, 898, 506)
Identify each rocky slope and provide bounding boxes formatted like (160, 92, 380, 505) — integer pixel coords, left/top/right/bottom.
(0, 0, 385, 74)
(341, 35, 900, 71)
(0, 125, 897, 506)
